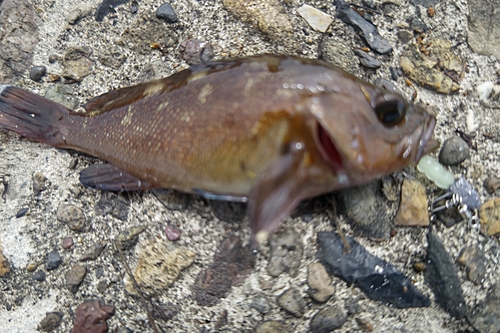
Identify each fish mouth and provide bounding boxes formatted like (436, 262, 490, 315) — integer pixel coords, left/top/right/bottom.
(399, 114, 438, 165)
(317, 123, 344, 173)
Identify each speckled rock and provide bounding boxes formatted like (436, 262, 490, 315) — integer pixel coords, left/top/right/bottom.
(222, 0, 292, 38)
(319, 36, 359, 75)
(178, 38, 214, 65)
(38, 312, 63, 332)
(439, 137, 470, 166)
(307, 262, 335, 303)
(267, 229, 303, 277)
(61, 46, 93, 82)
(277, 287, 305, 318)
(125, 239, 195, 295)
(46, 251, 62, 271)
(0, 248, 10, 277)
(57, 204, 86, 231)
(457, 246, 487, 285)
(479, 198, 500, 236)
(310, 305, 348, 333)
(32, 172, 47, 195)
(115, 225, 147, 250)
(44, 84, 79, 110)
(98, 46, 127, 69)
(65, 265, 87, 293)
(394, 179, 429, 227)
(79, 241, 106, 261)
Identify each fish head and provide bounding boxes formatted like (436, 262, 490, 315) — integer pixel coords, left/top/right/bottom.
(308, 77, 437, 186)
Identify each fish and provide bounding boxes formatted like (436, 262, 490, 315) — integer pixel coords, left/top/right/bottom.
(0, 54, 437, 241)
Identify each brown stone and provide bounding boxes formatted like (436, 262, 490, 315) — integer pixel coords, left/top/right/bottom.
(395, 179, 429, 227)
(479, 198, 500, 236)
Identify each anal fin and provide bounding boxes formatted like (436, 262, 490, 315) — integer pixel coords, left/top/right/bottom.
(79, 164, 153, 191)
(192, 188, 248, 203)
(248, 142, 308, 241)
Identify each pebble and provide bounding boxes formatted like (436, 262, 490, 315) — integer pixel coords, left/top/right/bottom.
(307, 262, 335, 303)
(457, 246, 487, 285)
(79, 241, 106, 261)
(297, 4, 333, 33)
(394, 179, 429, 227)
(354, 49, 382, 69)
(336, 0, 393, 54)
(99, 46, 127, 69)
(72, 300, 114, 333)
(126, 240, 195, 296)
(156, 3, 178, 23)
(439, 137, 470, 166)
(95, 0, 130, 22)
(345, 297, 362, 315)
(277, 287, 305, 318)
(115, 225, 147, 250)
(61, 46, 93, 82)
(15, 207, 29, 218)
(267, 229, 303, 278)
(469, 284, 500, 333)
(38, 312, 63, 332)
(62, 237, 74, 249)
(485, 176, 500, 194)
(33, 269, 46, 282)
(356, 317, 374, 332)
(32, 172, 47, 195)
(95, 192, 130, 221)
(250, 294, 272, 314)
(255, 321, 289, 333)
(44, 84, 79, 110)
(46, 251, 62, 270)
(319, 36, 360, 75)
(178, 38, 214, 65)
(310, 306, 348, 333)
(97, 280, 108, 294)
(65, 265, 87, 293)
(476, 81, 500, 108)
(397, 29, 414, 43)
(424, 230, 467, 318)
(57, 204, 86, 231)
(29, 66, 47, 82)
(467, 0, 500, 60)
(165, 225, 181, 241)
(479, 198, 500, 236)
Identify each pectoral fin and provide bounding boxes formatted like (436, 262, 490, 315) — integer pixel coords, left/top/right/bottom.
(248, 143, 308, 239)
(79, 164, 153, 191)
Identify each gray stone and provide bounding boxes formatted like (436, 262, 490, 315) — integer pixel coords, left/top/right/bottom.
(29, 66, 47, 82)
(467, 0, 500, 60)
(310, 306, 348, 333)
(267, 229, 303, 277)
(439, 137, 470, 166)
(397, 29, 414, 43)
(250, 294, 271, 314)
(307, 262, 335, 303)
(353, 49, 382, 69)
(65, 265, 87, 293)
(46, 251, 62, 271)
(33, 270, 46, 282)
(38, 312, 63, 332)
(156, 3, 178, 23)
(319, 36, 359, 74)
(57, 204, 86, 231)
(44, 84, 79, 110)
(277, 287, 305, 318)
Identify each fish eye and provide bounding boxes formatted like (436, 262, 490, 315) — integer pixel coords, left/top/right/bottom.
(374, 98, 406, 127)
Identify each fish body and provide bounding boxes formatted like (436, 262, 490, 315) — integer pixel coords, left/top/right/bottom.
(0, 55, 436, 237)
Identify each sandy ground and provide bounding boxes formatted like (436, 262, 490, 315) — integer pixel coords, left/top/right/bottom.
(0, 0, 499, 332)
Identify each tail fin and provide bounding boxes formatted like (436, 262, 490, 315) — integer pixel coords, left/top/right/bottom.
(0, 85, 71, 146)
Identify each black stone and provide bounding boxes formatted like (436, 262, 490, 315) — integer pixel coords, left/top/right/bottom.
(317, 232, 430, 308)
(424, 229, 467, 319)
(95, 0, 130, 22)
(46, 251, 62, 270)
(335, 0, 392, 54)
(156, 3, 178, 23)
(33, 270, 46, 282)
(29, 66, 47, 82)
(439, 137, 470, 166)
(354, 49, 382, 69)
(15, 207, 29, 218)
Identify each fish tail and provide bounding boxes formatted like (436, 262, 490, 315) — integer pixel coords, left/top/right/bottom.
(0, 85, 70, 147)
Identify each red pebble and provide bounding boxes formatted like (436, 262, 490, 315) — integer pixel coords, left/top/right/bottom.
(165, 225, 181, 241)
(62, 237, 74, 249)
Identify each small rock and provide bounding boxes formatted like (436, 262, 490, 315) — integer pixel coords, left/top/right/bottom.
(178, 38, 214, 65)
(409, 17, 429, 33)
(126, 239, 196, 295)
(277, 287, 305, 318)
(345, 297, 362, 315)
(95, 192, 130, 221)
(397, 29, 414, 43)
(424, 230, 466, 318)
(99, 46, 127, 69)
(457, 246, 487, 285)
(250, 294, 272, 314)
(214, 309, 228, 330)
(467, 0, 500, 61)
(335, 0, 393, 54)
(29, 66, 47, 82)
(479, 198, 500, 236)
(414, 261, 426, 272)
(255, 321, 289, 333)
(267, 229, 303, 278)
(71, 300, 114, 333)
(62, 46, 93, 82)
(156, 3, 178, 23)
(485, 177, 500, 194)
(15, 208, 29, 218)
(44, 84, 79, 110)
(115, 225, 147, 250)
(307, 262, 335, 303)
(297, 4, 333, 33)
(354, 49, 382, 69)
(165, 225, 181, 241)
(476, 81, 500, 109)
(33, 270, 46, 282)
(46, 251, 62, 270)
(33, 172, 47, 195)
(394, 179, 429, 227)
(469, 284, 500, 333)
(356, 317, 374, 332)
(151, 301, 178, 321)
(95, 0, 130, 22)
(57, 204, 86, 231)
(79, 241, 106, 261)
(319, 36, 360, 75)
(439, 137, 470, 166)
(0, 249, 10, 277)
(38, 312, 63, 332)
(310, 306, 348, 333)
(62, 237, 74, 249)
(97, 280, 108, 294)
(65, 265, 87, 293)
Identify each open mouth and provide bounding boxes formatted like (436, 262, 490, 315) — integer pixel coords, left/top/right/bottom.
(317, 123, 344, 172)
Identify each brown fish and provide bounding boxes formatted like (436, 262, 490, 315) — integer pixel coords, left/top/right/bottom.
(0, 55, 436, 240)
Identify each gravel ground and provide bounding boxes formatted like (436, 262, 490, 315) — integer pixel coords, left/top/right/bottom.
(1, 0, 499, 332)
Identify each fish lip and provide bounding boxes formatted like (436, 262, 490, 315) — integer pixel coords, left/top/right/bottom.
(415, 115, 437, 163)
